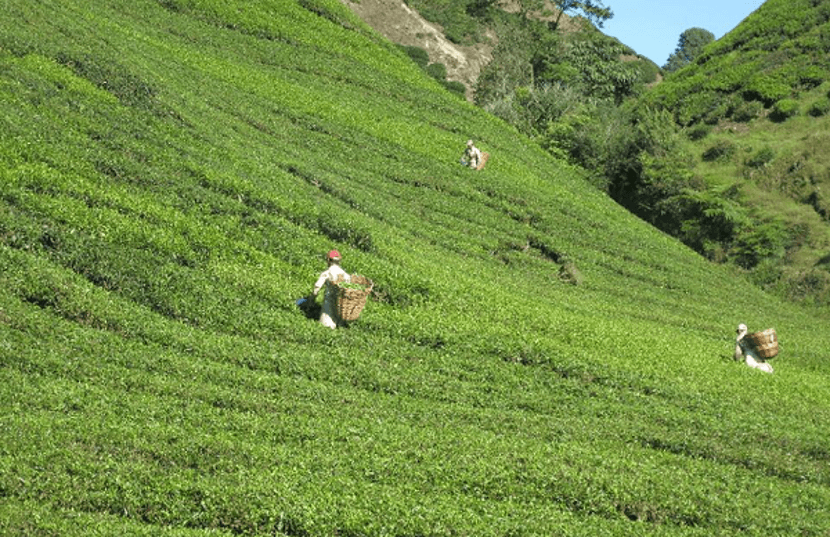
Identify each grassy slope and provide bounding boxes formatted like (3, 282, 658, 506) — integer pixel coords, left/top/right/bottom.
(1, 1, 829, 535)
(643, 0, 830, 294)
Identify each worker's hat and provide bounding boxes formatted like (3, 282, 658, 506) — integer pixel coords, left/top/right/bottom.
(466, 139, 474, 147)
(327, 249, 341, 262)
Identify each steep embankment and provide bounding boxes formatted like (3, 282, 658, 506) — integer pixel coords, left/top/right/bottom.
(1, 1, 829, 535)
(340, 0, 493, 99)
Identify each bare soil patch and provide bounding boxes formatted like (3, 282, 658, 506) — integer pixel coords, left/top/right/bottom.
(340, 0, 494, 100)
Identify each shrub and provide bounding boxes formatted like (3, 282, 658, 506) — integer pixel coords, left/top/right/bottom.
(400, 45, 430, 69)
(744, 76, 791, 104)
(442, 79, 467, 97)
(732, 220, 788, 269)
(785, 268, 830, 305)
(425, 62, 448, 82)
(749, 258, 784, 288)
(675, 90, 718, 125)
(770, 98, 800, 121)
(632, 58, 660, 85)
(702, 139, 737, 162)
(703, 99, 732, 125)
(732, 100, 765, 122)
(808, 97, 830, 117)
(686, 123, 712, 141)
(798, 65, 825, 90)
(745, 146, 776, 168)
(806, 189, 829, 219)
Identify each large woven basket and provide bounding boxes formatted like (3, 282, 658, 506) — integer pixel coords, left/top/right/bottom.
(333, 274, 373, 322)
(475, 152, 490, 171)
(744, 328, 779, 359)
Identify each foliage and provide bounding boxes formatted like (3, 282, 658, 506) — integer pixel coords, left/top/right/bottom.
(745, 146, 776, 169)
(631, 0, 830, 299)
(425, 61, 449, 81)
(644, 0, 830, 125)
(686, 122, 712, 141)
(2, 1, 830, 536)
(476, 16, 652, 186)
(398, 44, 465, 97)
(537, 31, 642, 102)
(407, 0, 830, 309)
(770, 98, 800, 121)
(808, 96, 830, 117)
(702, 139, 738, 162)
(518, 0, 614, 30)
(402, 0, 490, 45)
(663, 27, 715, 73)
(399, 44, 430, 68)
(732, 99, 765, 122)
(630, 56, 661, 85)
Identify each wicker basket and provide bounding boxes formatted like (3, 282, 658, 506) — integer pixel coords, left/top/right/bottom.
(475, 152, 490, 171)
(744, 328, 779, 359)
(333, 274, 373, 322)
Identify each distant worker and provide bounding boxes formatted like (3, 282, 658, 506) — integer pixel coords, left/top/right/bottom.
(311, 249, 350, 329)
(734, 323, 774, 373)
(461, 139, 482, 169)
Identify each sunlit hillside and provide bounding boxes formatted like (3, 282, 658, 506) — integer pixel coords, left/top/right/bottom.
(2, 1, 829, 535)
(642, 0, 830, 306)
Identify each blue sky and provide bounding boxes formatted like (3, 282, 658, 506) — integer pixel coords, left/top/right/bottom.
(601, 0, 766, 66)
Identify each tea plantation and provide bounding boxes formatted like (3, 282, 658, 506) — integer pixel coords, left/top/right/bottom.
(1, 1, 829, 535)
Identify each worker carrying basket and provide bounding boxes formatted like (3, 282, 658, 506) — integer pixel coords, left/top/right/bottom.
(734, 324, 778, 373)
(308, 250, 372, 329)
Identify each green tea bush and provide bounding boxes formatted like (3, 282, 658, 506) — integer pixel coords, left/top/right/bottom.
(808, 96, 830, 116)
(686, 122, 712, 140)
(425, 62, 448, 81)
(3, 1, 830, 536)
(744, 76, 792, 104)
(771, 98, 801, 121)
(399, 44, 430, 68)
(732, 99, 765, 122)
(442, 79, 467, 97)
(702, 139, 738, 162)
(745, 146, 776, 168)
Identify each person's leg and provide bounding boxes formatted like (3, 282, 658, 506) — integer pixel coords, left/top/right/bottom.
(319, 311, 337, 329)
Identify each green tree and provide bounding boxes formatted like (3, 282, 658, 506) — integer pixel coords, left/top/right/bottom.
(517, 0, 613, 30)
(555, 0, 613, 29)
(533, 31, 640, 103)
(663, 27, 714, 72)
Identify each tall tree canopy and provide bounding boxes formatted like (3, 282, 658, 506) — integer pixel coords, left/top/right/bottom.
(663, 27, 715, 72)
(519, 0, 613, 30)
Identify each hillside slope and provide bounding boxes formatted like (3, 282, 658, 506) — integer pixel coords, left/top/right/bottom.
(2, 1, 830, 535)
(640, 0, 830, 303)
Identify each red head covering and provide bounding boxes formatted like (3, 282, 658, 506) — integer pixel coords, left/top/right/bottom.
(327, 250, 341, 261)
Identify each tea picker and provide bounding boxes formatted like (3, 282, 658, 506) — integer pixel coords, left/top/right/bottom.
(734, 323, 777, 373)
(302, 250, 373, 329)
(460, 139, 489, 171)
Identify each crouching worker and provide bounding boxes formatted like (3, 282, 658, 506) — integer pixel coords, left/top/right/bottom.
(734, 323, 774, 373)
(311, 249, 350, 329)
(461, 139, 482, 169)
